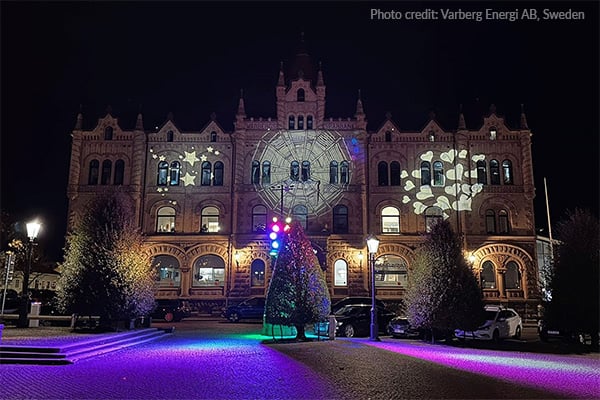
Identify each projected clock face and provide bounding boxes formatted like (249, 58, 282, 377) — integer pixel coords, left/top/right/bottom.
(253, 130, 352, 217)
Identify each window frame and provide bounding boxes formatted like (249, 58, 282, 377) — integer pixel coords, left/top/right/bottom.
(381, 206, 400, 233)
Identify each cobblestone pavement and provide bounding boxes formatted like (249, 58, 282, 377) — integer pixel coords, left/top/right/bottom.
(1, 320, 599, 400)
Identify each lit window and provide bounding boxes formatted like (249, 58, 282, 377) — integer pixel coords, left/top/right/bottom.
(489, 127, 497, 140)
(374, 255, 408, 287)
(425, 206, 442, 232)
(157, 161, 168, 186)
(334, 259, 348, 286)
(193, 254, 225, 287)
(485, 209, 496, 234)
(476, 160, 487, 185)
(152, 255, 180, 287)
(333, 205, 348, 234)
(262, 161, 271, 184)
(156, 206, 176, 233)
(505, 261, 521, 289)
(251, 259, 266, 287)
(428, 130, 435, 142)
(381, 206, 400, 233)
(201, 161, 211, 186)
(390, 161, 401, 186)
(490, 160, 500, 185)
(251, 160, 260, 184)
(481, 261, 496, 289)
(292, 205, 308, 230)
(420, 161, 431, 186)
(378, 161, 389, 186)
(502, 160, 513, 185)
(330, 161, 338, 184)
(252, 205, 267, 232)
(88, 160, 99, 185)
(114, 160, 125, 185)
(201, 206, 220, 233)
(432, 161, 444, 186)
(170, 161, 181, 186)
(101, 160, 112, 185)
(213, 161, 224, 186)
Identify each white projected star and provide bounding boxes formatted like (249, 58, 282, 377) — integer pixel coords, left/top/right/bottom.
(181, 172, 197, 186)
(183, 151, 200, 166)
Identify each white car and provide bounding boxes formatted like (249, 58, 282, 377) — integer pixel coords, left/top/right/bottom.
(455, 305, 522, 342)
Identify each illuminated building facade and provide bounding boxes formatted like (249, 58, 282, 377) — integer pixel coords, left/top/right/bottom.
(66, 42, 541, 318)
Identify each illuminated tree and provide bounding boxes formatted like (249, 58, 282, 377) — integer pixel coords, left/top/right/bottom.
(405, 220, 484, 342)
(546, 208, 599, 347)
(56, 192, 156, 329)
(265, 221, 330, 341)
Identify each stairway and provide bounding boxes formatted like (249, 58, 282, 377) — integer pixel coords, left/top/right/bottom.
(0, 328, 172, 365)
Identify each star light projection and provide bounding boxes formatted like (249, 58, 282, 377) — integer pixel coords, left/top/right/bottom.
(149, 145, 222, 195)
(402, 149, 485, 219)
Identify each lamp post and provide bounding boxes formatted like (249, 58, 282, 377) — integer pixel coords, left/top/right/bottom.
(17, 221, 41, 328)
(366, 234, 380, 341)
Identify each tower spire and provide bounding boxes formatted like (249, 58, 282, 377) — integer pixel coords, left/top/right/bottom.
(135, 105, 144, 130)
(458, 104, 466, 129)
(520, 104, 529, 129)
(237, 88, 246, 116)
(355, 89, 364, 116)
(277, 61, 285, 86)
(74, 104, 83, 130)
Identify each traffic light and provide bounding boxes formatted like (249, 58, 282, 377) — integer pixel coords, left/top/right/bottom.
(269, 218, 282, 256)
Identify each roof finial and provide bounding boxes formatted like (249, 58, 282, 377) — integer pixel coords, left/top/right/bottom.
(106, 105, 113, 116)
(520, 103, 529, 129)
(74, 105, 83, 130)
(167, 111, 174, 121)
(489, 103, 497, 115)
(458, 103, 466, 129)
(277, 61, 285, 86)
(237, 88, 246, 116)
(135, 105, 144, 130)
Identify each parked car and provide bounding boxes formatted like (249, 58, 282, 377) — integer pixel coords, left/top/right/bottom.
(334, 304, 396, 337)
(538, 319, 587, 344)
(313, 296, 388, 336)
(1, 289, 20, 313)
(455, 305, 522, 342)
(151, 299, 191, 322)
(387, 316, 421, 339)
(223, 296, 265, 322)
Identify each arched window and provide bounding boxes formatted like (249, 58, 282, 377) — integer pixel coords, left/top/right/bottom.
(498, 209, 509, 234)
(152, 255, 180, 287)
(251, 259, 266, 287)
(297, 88, 305, 102)
(490, 159, 500, 185)
(489, 127, 497, 140)
(378, 161, 389, 186)
(193, 254, 225, 287)
(104, 126, 113, 140)
(390, 161, 401, 186)
(210, 131, 217, 142)
(505, 261, 521, 289)
(251, 160, 260, 184)
(156, 206, 176, 232)
(334, 259, 348, 286)
(213, 161, 224, 186)
(307, 115, 313, 129)
(101, 160, 112, 185)
(290, 161, 299, 181)
(114, 159, 125, 185)
(167, 130, 174, 142)
(298, 115, 304, 130)
(301, 160, 310, 181)
(485, 209, 496, 234)
(502, 159, 513, 185)
(169, 161, 181, 186)
(201, 206, 220, 233)
(374, 254, 408, 288)
(157, 161, 168, 186)
(481, 261, 496, 289)
(288, 115, 295, 130)
(262, 161, 271, 184)
(476, 160, 487, 184)
(420, 161, 431, 186)
(425, 206, 443, 232)
(292, 205, 308, 230)
(340, 161, 349, 184)
(385, 131, 392, 142)
(252, 205, 267, 232)
(333, 205, 348, 234)
(329, 161, 339, 184)
(433, 161, 444, 186)
(381, 206, 400, 233)
(201, 161, 212, 186)
(88, 160, 99, 185)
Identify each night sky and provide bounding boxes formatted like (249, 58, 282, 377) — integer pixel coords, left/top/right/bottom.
(1, 1, 598, 261)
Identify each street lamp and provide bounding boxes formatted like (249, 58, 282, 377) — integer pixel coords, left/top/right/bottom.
(17, 220, 41, 328)
(366, 234, 380, 341)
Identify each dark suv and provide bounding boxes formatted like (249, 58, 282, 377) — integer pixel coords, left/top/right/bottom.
(223, 297, 265, 322)
(151, 299, 191, 322)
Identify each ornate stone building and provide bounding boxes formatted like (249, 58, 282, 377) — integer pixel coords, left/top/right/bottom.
(66, 41, 541, 318)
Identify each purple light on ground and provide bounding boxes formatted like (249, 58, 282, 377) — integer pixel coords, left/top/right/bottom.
(360, 339, 600, 399)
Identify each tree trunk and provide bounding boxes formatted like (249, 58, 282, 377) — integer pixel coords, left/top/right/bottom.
(295, 324, 307, 341)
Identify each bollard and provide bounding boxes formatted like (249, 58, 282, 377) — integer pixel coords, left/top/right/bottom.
(328, 315, 336, 340)
(29, 302, 41, 327)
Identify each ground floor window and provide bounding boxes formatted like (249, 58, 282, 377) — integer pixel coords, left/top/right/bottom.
(334, 259, 348, 286)
(374, 254, 408, 287)
(152, 255, 181, 287)
(193, 254, 225, 286)
(251, 259, 265, 287)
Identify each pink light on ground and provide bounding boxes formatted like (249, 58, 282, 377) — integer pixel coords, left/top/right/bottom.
(360, 339, 600, 399)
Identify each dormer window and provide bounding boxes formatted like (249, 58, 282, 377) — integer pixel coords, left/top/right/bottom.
(385, 131, 392, 142)
(489, 127, 497, 140)
(428, 130, 435, 142)
(167, 130, 174, 142)
(297, 88, 305, 102)
(104, 126, 113, 140)
(210, 131, 217, 142)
